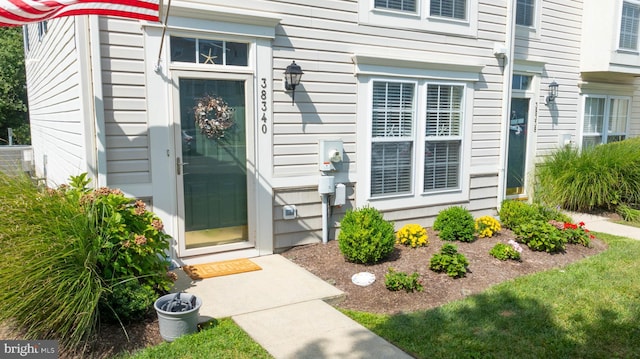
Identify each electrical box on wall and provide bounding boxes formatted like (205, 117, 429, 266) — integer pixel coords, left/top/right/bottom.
(319, 140, 343, 172)
(318, 176, 335, 195)
(282, 205, 297, 220)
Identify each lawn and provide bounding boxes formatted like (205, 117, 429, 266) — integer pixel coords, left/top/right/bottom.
(119, 318, 272, 359)
(343, 232, 640, 358)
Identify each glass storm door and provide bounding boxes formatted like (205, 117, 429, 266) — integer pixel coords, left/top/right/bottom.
(506, 98, 530, 196)
(176, 78, 251, 252)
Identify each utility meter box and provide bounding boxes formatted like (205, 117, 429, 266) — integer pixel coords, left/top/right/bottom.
(319, 140, 343, 172)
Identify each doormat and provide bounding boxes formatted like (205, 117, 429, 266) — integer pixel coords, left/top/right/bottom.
(182, 258, 262, 280)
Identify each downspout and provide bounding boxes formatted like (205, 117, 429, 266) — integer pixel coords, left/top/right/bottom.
(496, 0, 517, 210)
(88, 16, 108, 188)
(76, 15, 106, 188)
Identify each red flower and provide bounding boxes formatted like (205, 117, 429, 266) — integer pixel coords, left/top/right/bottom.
(579, 221, 585, 227)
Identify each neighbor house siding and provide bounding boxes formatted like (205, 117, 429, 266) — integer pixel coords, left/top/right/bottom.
(631, 78, 640, 137)
(25, 17, 87, 186)
(99, 17, 151, 185)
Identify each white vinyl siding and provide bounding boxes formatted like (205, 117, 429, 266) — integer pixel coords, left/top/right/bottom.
(620, 1, 640, 51)
(25, 17, 87, 185)
(367, 80, 467, 200)
(582, 96, 630, 148)
(100, 17, 151, 185)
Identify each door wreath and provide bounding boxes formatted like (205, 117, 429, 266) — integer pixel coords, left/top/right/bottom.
(194, 95, 234, 140)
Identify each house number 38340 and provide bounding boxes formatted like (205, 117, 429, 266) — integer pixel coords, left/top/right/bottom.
(260, 78, 268, 134)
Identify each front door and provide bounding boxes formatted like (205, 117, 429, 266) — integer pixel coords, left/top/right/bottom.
(175, 76, 255, 255)
(506, 97, 530, 196)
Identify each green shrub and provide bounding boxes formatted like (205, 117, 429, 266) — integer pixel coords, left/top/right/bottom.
(499, 200, 539, 229)
(490, 242, 521, 261)
(429, 244, 469, 278)
(396, 223, 429, 248)
(514, 220, 567, 253)
(0, 173, 104, 348)
(384, 268, 424, 292)
(0, 173, 173, 349)
(338, 206, 396, 264)
(535, 139, 640, 211)
(499, 200, 571, 230)
(433, 206, 475, 242)
(100, 279, 157, 323)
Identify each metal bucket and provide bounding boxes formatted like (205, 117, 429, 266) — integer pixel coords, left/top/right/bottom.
(154, 292, 202, 342)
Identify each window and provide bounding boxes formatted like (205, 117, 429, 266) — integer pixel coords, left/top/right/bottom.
(424, 85, 463, 191)
(359, 0, 477, 36)
(512, 74, 532, 90)
(371, 82, 415, 196)
(37, 21, 47, 40)
(170, 36, 248, 66)
(369, 80, 465, 198)
(430, 0, 466, 20)
(375, 0, 416, 12)
(516, 0, 535, 26)
(620, 1, 640, 50)
(582, 96, 629, 148)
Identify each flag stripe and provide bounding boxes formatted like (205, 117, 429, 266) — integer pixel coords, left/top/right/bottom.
(0, 0, 158, 26)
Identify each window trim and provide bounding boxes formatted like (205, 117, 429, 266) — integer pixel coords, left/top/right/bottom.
(357, 75, 473, 210)
(580, 94, 631, 148)
(359, 0, 478, 37)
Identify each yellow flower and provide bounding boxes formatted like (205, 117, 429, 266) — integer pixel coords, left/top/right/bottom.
(475, 216, 501, 238)
(396, 224, 429, 248)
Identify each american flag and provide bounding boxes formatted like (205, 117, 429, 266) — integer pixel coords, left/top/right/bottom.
(0, 0, 159, 26)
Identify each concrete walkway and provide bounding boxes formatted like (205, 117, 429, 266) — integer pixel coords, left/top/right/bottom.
(567, 212, 640, 240)
(172, 255, 412, 359)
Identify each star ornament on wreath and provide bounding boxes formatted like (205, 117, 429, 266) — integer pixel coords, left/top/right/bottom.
(194, 95, 235, 140)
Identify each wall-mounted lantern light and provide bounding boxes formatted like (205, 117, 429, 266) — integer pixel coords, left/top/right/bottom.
(284, 61, 303, 104)
(546, 80, 559, 105)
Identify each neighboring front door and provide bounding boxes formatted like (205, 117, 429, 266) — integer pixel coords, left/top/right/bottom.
(174, 75, 255, 256)
(506, 97, 530, 196)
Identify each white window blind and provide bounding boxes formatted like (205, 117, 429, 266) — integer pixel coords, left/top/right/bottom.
(430, 0, 466, 20)
(374, 0, 416, 12)
(516, 0, 535, 26)
(424, 85, 463, 191)
(620, 1, 640, 50)
(371, 82, 415, 196)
